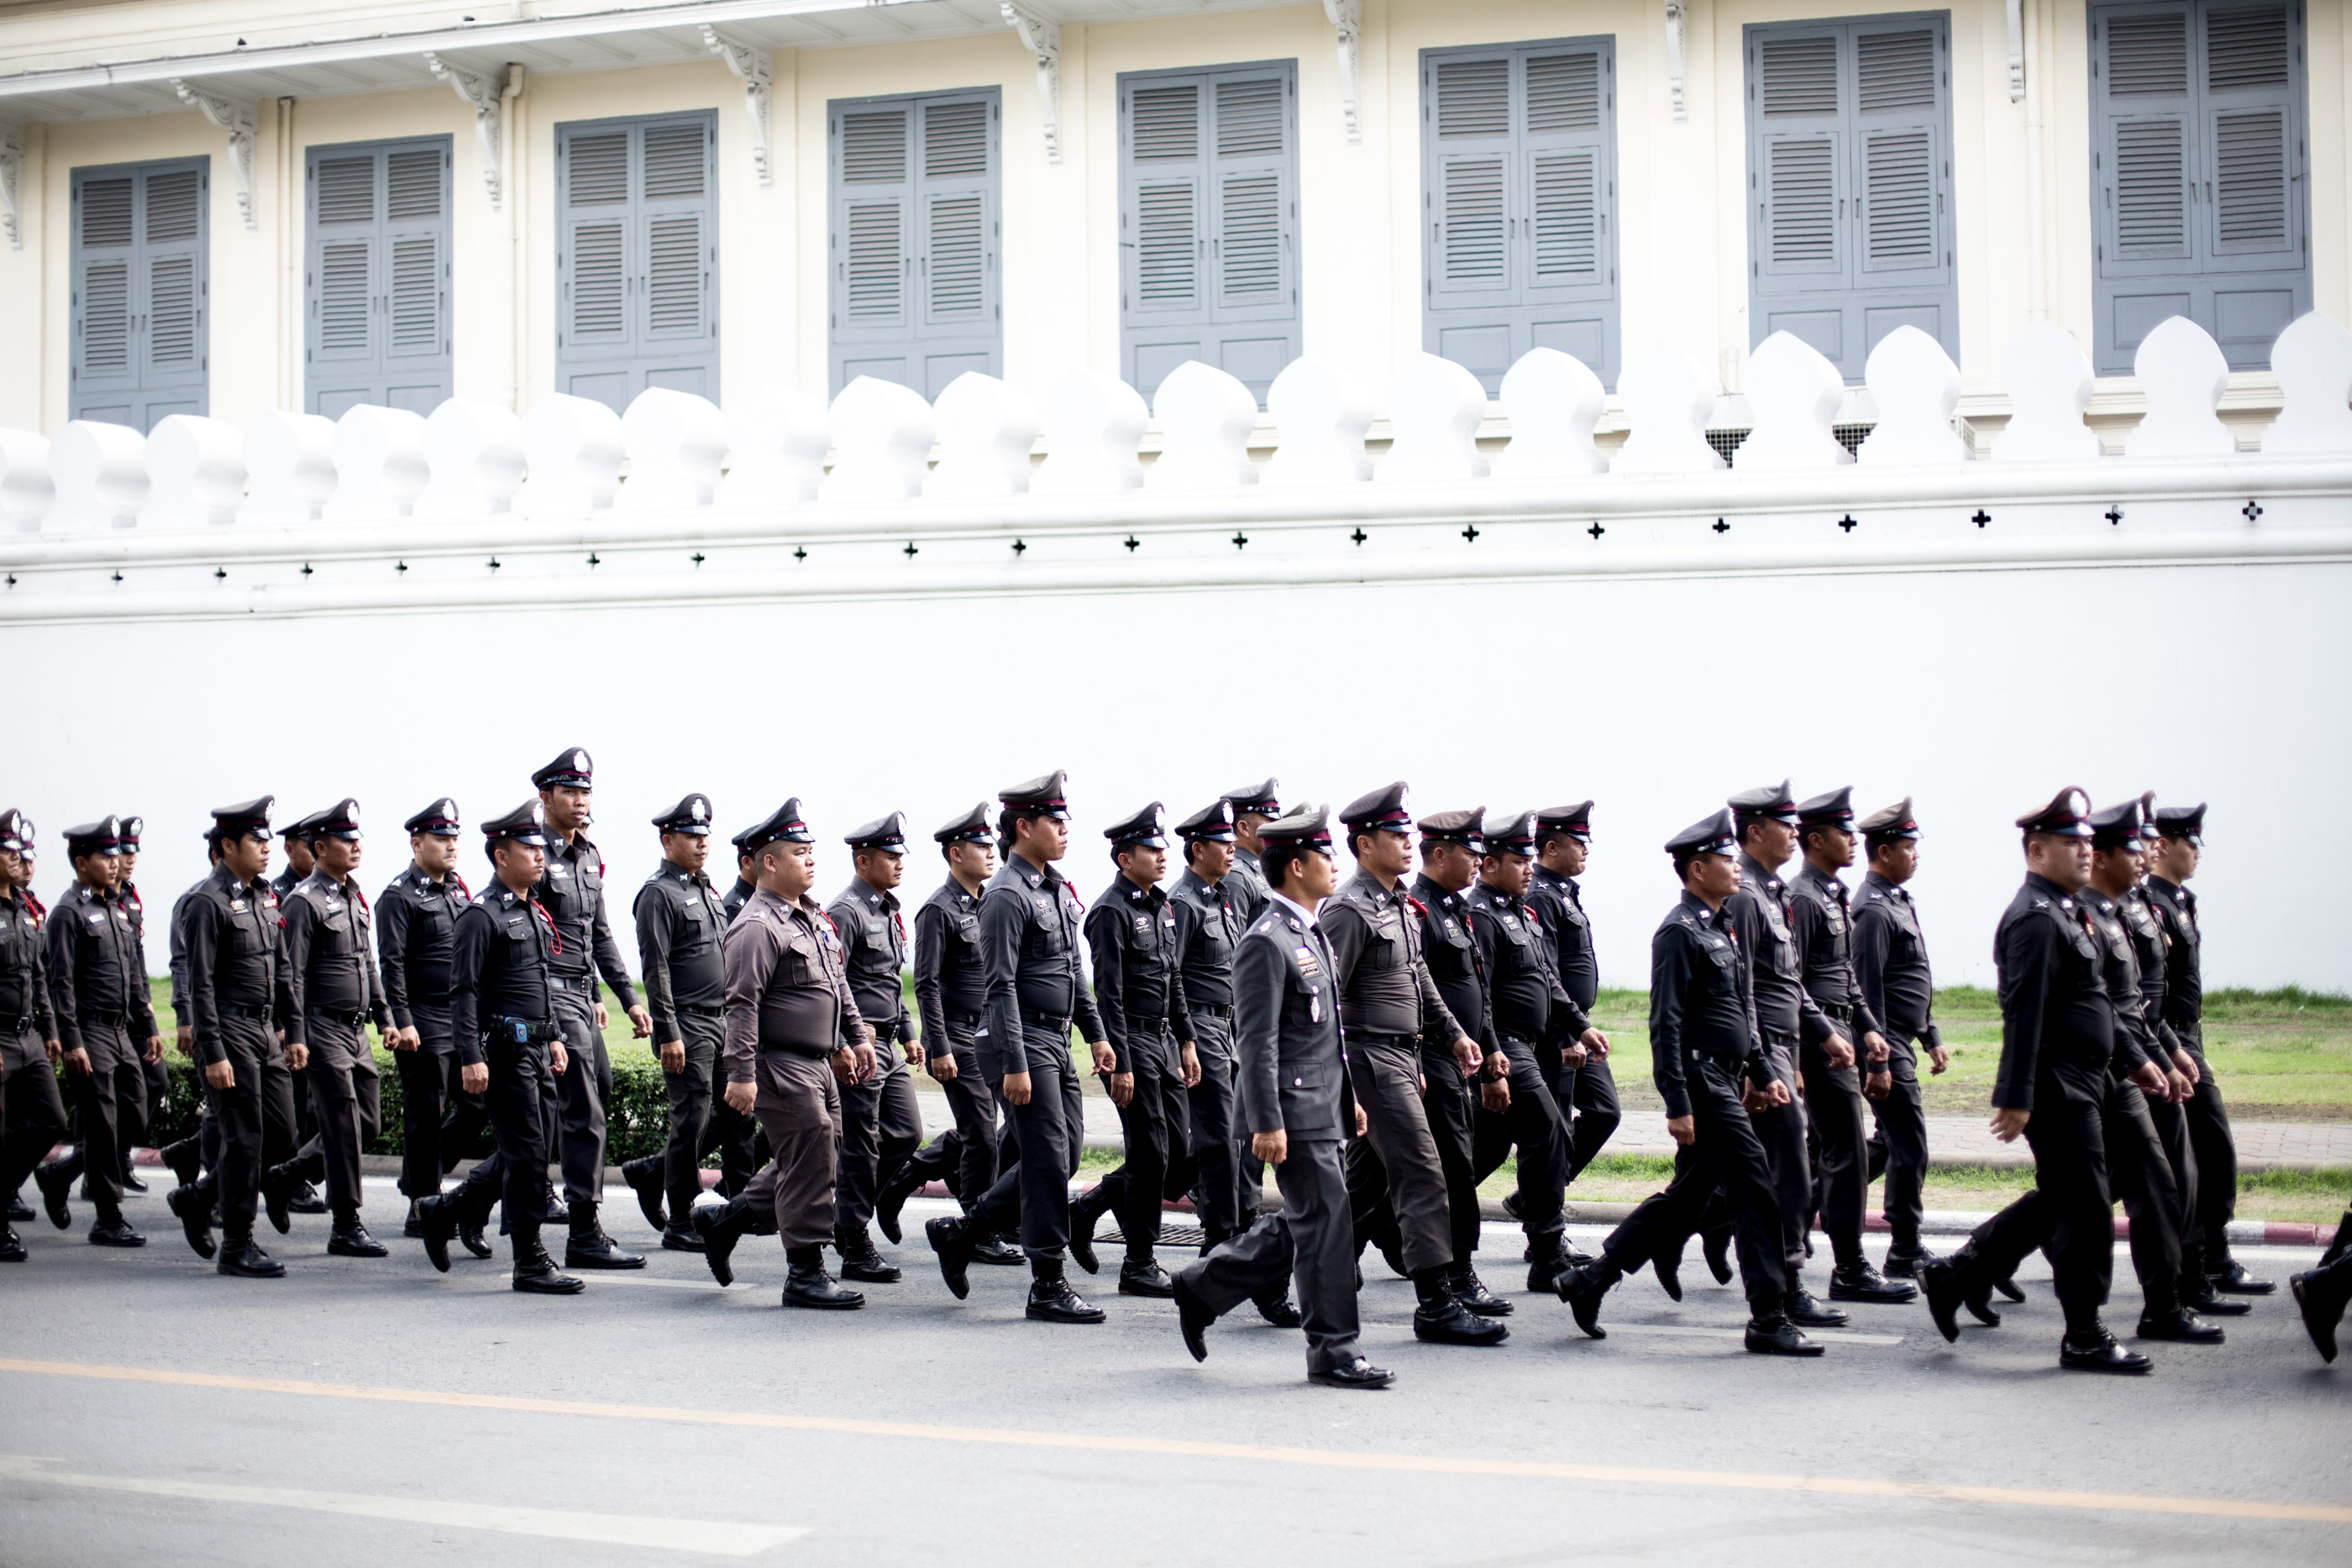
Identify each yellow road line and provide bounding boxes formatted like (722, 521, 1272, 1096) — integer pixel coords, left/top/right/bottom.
(3, 1357, 2346, 1527)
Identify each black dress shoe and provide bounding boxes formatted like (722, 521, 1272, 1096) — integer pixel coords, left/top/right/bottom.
(1026, 1276, 1106, 1323)
(2181, 1279, 2251, 1316)
(1651, 1252, 1683, 1303)
(217, 1239, 286, 1278)
(1783, 1289, 1851, 1329)
(836, 1228, 903, 1284)
(1992, 1276, 2026, 1303)
(34, 1163, 71, 1230)
(1555, 1261, 1614, 1339)
(8, 1191, 34, 1224)
(1173, 1273, 1214, 1362)
(163, 1140, 202, 1189)
(785, 1263, 866, 1310)
(403, 1201, 427, 1240)
(1119, 1259, 1176, 1298)
(0, 1226, 23, 1262)
(1745, 1316, 1825, 1356)
(927, 1216, 974, 1299)
(2208, 1258, 2276, 1295)
(1920, 1259, 1967, 1343)
(1703, 1229, 1735, 1285)
(120, 1169, 149, 1193)
(459, 1219, 493, 1260)
(513, 1242, 586, 1295)
(1252, 1292, 1302, 1328)
(288, 1182, 328, 1215)
(88, 1219, 145, 1247)
(1449, 1267, 1513, 1316)
(1829, 1263, 1919, 1304)
(1526, 1253, 1575, 1296)
(2291, 1267, 2348, 1363)
(660, 1224, 706, 1252)
(1065, 1184, 1111, 1276)
(1309, 1357, 1395, 1390)
(1501, 1190, 1523, 1223)
(564, 1208, 647, 1270)
(695, 1198, 753, 1287)
(329, 1222, 388, 1258)
(874, 1170, 921, 1246)
(2138, 1306, 2224, 1344)
(971, 1231, 1025, 1266)
(165, 1185, 216, 1260)
(416, 1196, 457, 1273)
(1414, 1295, 1509, 1346)
(621, 1157, 667, 1234)
(2061, 1330, 2152, 1373)
(1882, 1246, 1937, 1280)
(260, 1169, 292, 1236)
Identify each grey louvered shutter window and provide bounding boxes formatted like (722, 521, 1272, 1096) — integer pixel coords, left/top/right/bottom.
(70, 158, 209, 431)
(1420, 39, 1620, 395)
(1120, 60, 1299, 407)
(556, 112, 721, 414)
(2090, 1, 2309, 373)
(1745, 14, 1956, 383)
(304, 138, 453, 419)
(830, 89, 1000, 399)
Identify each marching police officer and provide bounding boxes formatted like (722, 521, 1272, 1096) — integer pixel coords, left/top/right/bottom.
(2143, 803, 2270, 1298)
(3, 829, 52, 1231)
(1851, 798, 1951, 1278)
(271, 810, 327, 1217)
(1324, 782, 1504, 1347)
(417, 800, 580, 1293)
(529, 748, 653, 1270)
(1552, 810, 1819, 1356)
(620, 794, 746, 1252)
(0, 810, 65, 1264)
(114, 817, 161, 1194)
(723, 827, 761, 926)
(1467, 811, 1603, 1298)
(378, 800, 486, 1242)
(1529, 803, 1619, 1198)
(1788, 787, 1915, 1305)
(1220, 780, 1280, 925)
(875, 804, 1016, 1263)
(35, 817, 160, 1246)
(711, 799, 873, 1310)
(1071, 804, 1200, 1297)
(925, 772, 1112, 1324)
(1921, 789, 2150, 1372)
(1172, 807, 1393, 1389)
(267, 799, 395, 1257)
(827, 812, 927, 1285)
(167, 798, 298, 1275)
(156, 842, 222, 1192)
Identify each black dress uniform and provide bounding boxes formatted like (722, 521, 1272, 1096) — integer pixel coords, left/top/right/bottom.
(528, 747, 644, 1268)
(1171, 808, 1394, 1389)
(1554, 810, 1819, 1355)
(171, 800, 301, 1274)
(1466, 812, 1583, 1288)
(1529, 803, 1620, 1184)
(1324, 783, 1501, 1347)
(160, 864, 218, 1188)
(827, 812, 927, 1284)
(1921, 789, 2149, 1372)
(1401, 810, 1499, 1299)
(1219, 780, 1280, 926)
(417, 800, 580, 1293)
(890, 804, 1005, 1230)
(0, 810, 66, 1263)
(270, 800, 392, 1256)
(2144, 802, 2267, 1296)
(927, 772, 1111, 1324)
(1169, 800, 1257, 1249)
(1788, 787, 1914, 1303)
(116, 817, 164, 1187)
(620, 793, 753, 1251)
(39, 817, 157, 1245)
(1851, 798, 1940, 1272)
(378, 800, 486, 1214)
(1073, 804, 1196, 1295)
(271, 809, 326, 1210)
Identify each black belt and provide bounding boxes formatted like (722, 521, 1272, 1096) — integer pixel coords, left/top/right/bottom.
(83, 1009, 123, 1025)
(1190, 1001, 1234, 1020)
(308, 1006, 365, 1027)
(1020, 1009, 1071, 1034)
(946, 1007, 983, 1027)
(221, 1003, 271, 1020)
(491, 1015, 560, 1043)
(679, 1002, 724, 1016)
(4, 1015, 33, 1036)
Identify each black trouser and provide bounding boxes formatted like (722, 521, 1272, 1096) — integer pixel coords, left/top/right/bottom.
(1802, 1016, 1870, 1269)
(1871, 1041, 1929, 1254)
(187, 1015, 297, 1238)
(1094, 1026, 1187, 1260)
(2182, 1051, 2238, 1269)
(1184, 1011, 1249, 1240)
(56, 1021, 143, 1224)
(397, 1002, 486, 1201)
(0, 1035, 70, 1207)
(894, 1018, 1001, 1209)
(968, 1025, 1084, 1260)
(1177, 1137, 1361, 1375)
(654, 1008, 731, 1222)
(837, 1051, 923, 1234)
(288, 1011, 380, 1218)
(1557, 1050, 1622, 1184)
(1966, 1073, 2112, 1336)
(2145, 1089, 2202, 1275)
(134, 1052, 171, 1179)
(547, 984, 607, 1205)
(1600, 1053, 1791, 1316)
(449, 1025, 558, 1243)
(1345, 1033, 1452, 1275)
(1470, 1036, 1569, 1248)
(2105, 1076, 2187, 1314)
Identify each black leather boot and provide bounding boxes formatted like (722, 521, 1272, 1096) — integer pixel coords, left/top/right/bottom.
(1744, 1314, 1824, 1356)
(927, 1215, 975, 1299)
(1448, 1264, 1512, 1316)
(1026, 1261, 1106, 1324)
(874, 1163, 924, 1245)
(415, 1193, 459, 1273)
(1118, 1256, 1175, 1298)
(0, 1225, 22, 1262)
(1651, 1248, 1684, 1302)
(1829, 1261, 1918, 1304)
(512, 1234, 585, 1294)
(785, 1245, 866, 1309)
(2292, 1260, 2351, 1362)
(1554, 1257, 1620, 1339)
(166, 1182, 216, 1260)
(87, 1217, 145, 1247)
(7, 1189, 33, 1224)
(1252, 1288, 1302, 1327)
(459, 1215, 493, 1259)
(2208, 1256, 2276, 1295)
(288, 1180, 328, 1215)
(660, 1221, 705, 1252)
(1783, 1287, 1851, 1329)
(217, 1230, 286, 1278)
(564, 1201, 645, 1269)
(2137, 1305, 2225, 1344)
(1525, 1235, 1573, 1296)
(1412, 1267, 1508, 1345)
(328, 1211, 388, 1258)
(1173, 1272, 1215, 1361)
(1066, 1183, 1113, 1276)
(33, 1161, 72, 1230)
(259, 1162, 297, 1235)
(2060, 1327, 2152, 1373)
(1702, 1225, 1735, 1285)
(971, 1230, 1024, 1266)
(693, 1196, 754, 1287)
(834, 1223, 901, 1283)
(161, 1138, 202, 1189)
(620, 1156, 667, 1232)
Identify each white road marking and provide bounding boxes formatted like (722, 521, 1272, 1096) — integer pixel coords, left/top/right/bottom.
(1602, 1322, 1906, 1346)
(0, 1455, 802, 1555)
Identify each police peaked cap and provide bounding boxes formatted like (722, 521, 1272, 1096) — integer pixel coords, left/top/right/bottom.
(533, 747, 595, 789)
(933, 803, 993, 846)
(2154, 802, 2207, 845)
(1856, 797, 1919, 842)
(738, 799, 815, 853)
(1482, 810, 1538, 854)
(1221, 779, 1281, 818)
(1339, 781, 1412, 831)
(1535, 802, 1593, 841)
(1727, 779, 1798, 826)
(480, 799, 549, 847)
(998, 772, 1069, 817)
(2017, 787, 2094, 839)
(1416, 808, 1484, 852)
(1174, 800, 1236, 842)
(64, 815, 124, 852)
(2088, 799, 2145, 851)
(209, 796, 276, 837)
(846, 812, 910, 852)
(1665, 809, 1740, 859)
(1103, 803, 1168, 850)
(406, 798, 463, 836)
(1793, 786, 1856, 830)
(653, 794, 715, 836)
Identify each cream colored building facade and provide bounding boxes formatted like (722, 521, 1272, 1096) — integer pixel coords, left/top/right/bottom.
(2, 0, 2342, 440)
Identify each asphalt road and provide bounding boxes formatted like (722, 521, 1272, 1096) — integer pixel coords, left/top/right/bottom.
(1, 1179, 2345, 1567)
